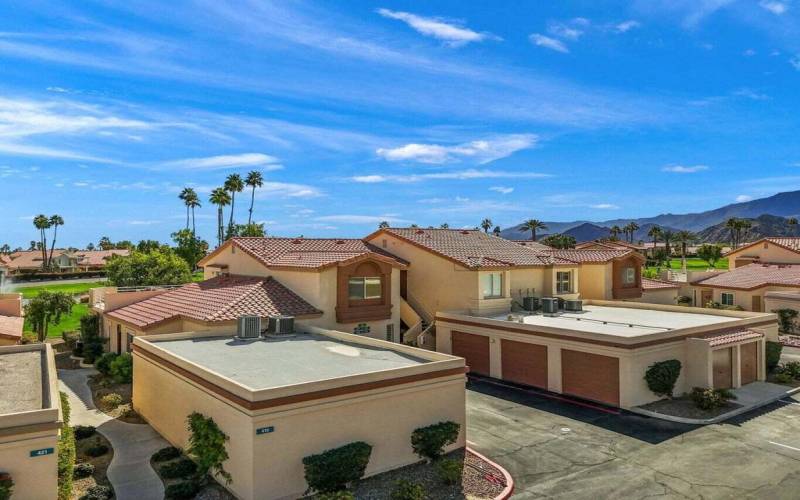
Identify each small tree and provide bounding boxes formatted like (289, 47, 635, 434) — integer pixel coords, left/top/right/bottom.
(186, 412, 231, 485)
(25, 291, 74, 342)
(106, 248, 192, 286)
(644, 360, 681, 398)
(80, 314, 104, 363)
(410, 421, 460, 462)
(171, 229, 209, 270)
(696, 244, 723, 268)
(766, 341, 783, 372)
(772, 308, 799, 334)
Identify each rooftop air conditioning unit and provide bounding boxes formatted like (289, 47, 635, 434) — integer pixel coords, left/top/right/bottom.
(564, 299, 583, 312)
(265, 315, 295, 337)
(522, 296, 539, 312)
(541, 297, 558, 316)
(237, 316, 261, 339)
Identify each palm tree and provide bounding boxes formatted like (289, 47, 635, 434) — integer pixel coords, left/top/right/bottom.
(739, 219, 752, 244)
(609, 225, 622, 241)
(245, 171, 263, 225)
(675, 230, 697, 272)
(627, 222, 640, 243)
(179, 188, 191, 230)
(480, 218, 493, 233)
(519, 219, 547, 241)
(187, 191, 201, 235)
(647, 225, 662, 260)
(378, 221, 390, 229)
(33, 214, 50, 270)
(662, 229, 674, 265)
(224, 174, 244, 234)
(440, 223, 450, 229)
(0, 244, 9, 254)
(210, 188, 231, 247)
(788, 217, 799, 237)
(492, 226, 501, 236)
(726, 217, 740, 248)
(86, 243, 95, 251)
(47, 215, 64, 268)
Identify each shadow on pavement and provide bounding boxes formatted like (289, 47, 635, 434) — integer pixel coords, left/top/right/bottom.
(467, 376, 697, 445)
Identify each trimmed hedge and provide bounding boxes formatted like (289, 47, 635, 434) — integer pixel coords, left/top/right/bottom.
(86, 438, 109, 458)
(644, 360, 682, 398)
(73, 462, 95, 479)
(159, 458, 197, 480)
(109, 353, 133, 384)
(436, 458, 463, 485)
(74, 425, 97, 440)
(767, 341, 783, 373)
(165, 480, 201, 500)
(391, 480, 426, 500)
(80, 485, 113, 500)
(690, 387, 736, 410)
(58, 392, 76, 500)
(411, 421, 460, 461)
(152, 446, 182, 462)
(95, 353, 118, 377)
(302, 441, 372, 493)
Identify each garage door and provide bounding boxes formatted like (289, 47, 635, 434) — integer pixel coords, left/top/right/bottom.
(501, 339, 547, 389)
(451, 331, 490, 376)
(561, 349, 619, 406)
(740, 342, 758, 385)
(713, 348, 733, 389)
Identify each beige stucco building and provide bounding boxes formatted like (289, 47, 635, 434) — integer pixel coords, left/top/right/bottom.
(0, 343, 62, 499)
(0, 293, 24, 346)
(133, 328, 466, 500)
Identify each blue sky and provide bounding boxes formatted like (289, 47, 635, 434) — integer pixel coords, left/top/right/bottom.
(1, 0, 799, 248)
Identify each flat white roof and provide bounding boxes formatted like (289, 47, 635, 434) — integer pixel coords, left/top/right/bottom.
(490, 305, 739, 338)
(0, 350, 43, 414)
(151, 333, 430, 391)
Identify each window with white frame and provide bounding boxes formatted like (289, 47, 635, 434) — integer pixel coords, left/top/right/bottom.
(348, 277, 382, 300)
(624, 267, 636, 284)
(721, 292, 735, 306)
(481, 272, 503, 299)
(556, 271, 572, 294)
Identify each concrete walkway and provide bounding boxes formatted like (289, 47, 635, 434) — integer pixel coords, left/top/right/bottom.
(59, 368, 168, 500)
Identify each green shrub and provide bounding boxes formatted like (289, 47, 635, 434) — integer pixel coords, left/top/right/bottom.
(676, 296, 692, 305)
(318, 492, 356, 500)
(58, 392, 76, 500)
(74, 425, 97, 440)
(186, 412, 231, 485)
(644, 360, 682, 398)
(165, 480, 201, 499)
(79, 314, 104, 364)
(160, 458, 197, 479)
(73, 462, 95, 479)
(782, 361, 800, 379)
(391, 480, 426, 500)
(773, 308, 799, 333)
(774, 372, 794, 384)
(152, 446, 182, 462)
(80, 485, 113, 500)
(95, 353, 118, 377)
(109, 353, 133, 384)
(436, 458, 463, 485)
(302, 441, 373, 493)
(0, 474, 13, 500)
(86, 438, 110, 458)
(411, 421, 460, 461)
(62, 330, 81, 349)
(690, 387, 737, 411)
(100, 393, 123, 409)
(766, 341, 783, 373)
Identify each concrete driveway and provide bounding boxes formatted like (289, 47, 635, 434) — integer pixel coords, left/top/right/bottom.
(466, 378, 800, 499)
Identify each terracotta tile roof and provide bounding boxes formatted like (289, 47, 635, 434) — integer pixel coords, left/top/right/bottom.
(0, 255, 12, 267)
(4, 249, 128, 270)
(216, 237, 408, 270)
(693, 263, 800, 290)
(74, 250, 129, 266)
(0, 315, 23, 341)
(575, 240, 645, 251)
(372, 228, 641, 268)
(516, 241, 551, 250)
(725, 237, 800, 258)
(106, 275, 322, 329)
(642, 278, 681, 290)
(695, 328, 763, 347)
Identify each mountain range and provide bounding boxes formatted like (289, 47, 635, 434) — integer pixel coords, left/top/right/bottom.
(502, 189, 800, 242)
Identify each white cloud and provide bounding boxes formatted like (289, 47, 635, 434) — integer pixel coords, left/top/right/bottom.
(735, 194, 753, 202)
(129, 220, 162, 225)
(315, 214, 409, 224)
(614, 20, 642, 33)
(742, 48, 756, 56)
(759, 1, 788, 15)
(547, 21, 585, 41)
(791, 55, 800, 70)
(376, 8, 497, 46)
(662, 164, 709, 173)
(529, 34, 569, 53)
(376, 134, 537, 164)
(156, 153, 283, 171)
(590, 203, 620, 209)
(489, 186, 514, 194)
(732, 88, 770, 100)
(351, 169, 550, 183)
(256, 181, 322, 199)
(0, 142, 114, 162)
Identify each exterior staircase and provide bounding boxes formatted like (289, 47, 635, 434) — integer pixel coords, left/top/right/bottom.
(400, 292, 436, 350)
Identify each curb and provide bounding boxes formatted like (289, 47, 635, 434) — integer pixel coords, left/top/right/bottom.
(466, 446, 514, 500)
(629, 385, 800, 425)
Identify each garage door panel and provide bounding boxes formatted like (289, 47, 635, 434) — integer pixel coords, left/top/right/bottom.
(740, 342, 758, 385)
(501, 339, 547, 389)
(713, 348, 733, 389)
(561, 349, 619, 407)
(451, 331, 490, 376)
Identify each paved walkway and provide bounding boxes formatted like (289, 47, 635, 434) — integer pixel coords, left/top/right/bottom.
(59, 369, 168, 500)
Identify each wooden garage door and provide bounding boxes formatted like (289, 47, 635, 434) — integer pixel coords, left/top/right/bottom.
(713, 348, 733, 389)
(561, 349, 619, 406)
(451, 331, 490, 376)
(501, 339, 547, 389)
(740, 342, 758, 385)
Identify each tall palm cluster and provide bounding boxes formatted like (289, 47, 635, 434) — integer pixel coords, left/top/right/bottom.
(189, 171, 264, 247)
(609, 222, 640, 243)
(32, 215, 64, 270)
(725, 218, 753, 248)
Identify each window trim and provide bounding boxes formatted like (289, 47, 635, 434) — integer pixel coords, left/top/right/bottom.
(348, 276, 382, 300)
(624, 267, 636, 284)
(556, 271, 572, 294)
(481, 272, 503, 299)
(720, 292, 735, 306)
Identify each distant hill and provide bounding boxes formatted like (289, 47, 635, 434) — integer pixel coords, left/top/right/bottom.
(501, 189, 800, 240)
(562, 223, 612, 242)
(696, 214, 799, 243)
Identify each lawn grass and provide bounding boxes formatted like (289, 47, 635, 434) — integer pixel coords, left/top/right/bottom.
(646, 257, 728, 276)
(24, 303, 89, 338)
(16, 281, 107, 299)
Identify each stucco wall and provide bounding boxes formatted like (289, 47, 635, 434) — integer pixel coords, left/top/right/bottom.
(577, 264, 611, 300)
(633, 287, 680, 305)
(692, 285, 800, 313)
(728, 242, 800, 268)
(0, 429, 59, 500)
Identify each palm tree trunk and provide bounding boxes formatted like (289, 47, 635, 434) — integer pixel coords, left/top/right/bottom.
(48, 224, 58, 268)
(228, 194, 236, 231)
(186, 205, 190, 230)
(217, 207, 223, 246)
(248, 187, 255, 225)
(41, 230, 48, 270)
(191, 206, 196, 235)
(531, 229, 535, 241)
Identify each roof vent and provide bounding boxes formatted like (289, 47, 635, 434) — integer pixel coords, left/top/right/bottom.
(237, 316, 261, 339)
(460, 230, 470, 235)
(415, 229, 425, 234)
(335, 239, 345, 244)
(291, 239, 303, 244)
